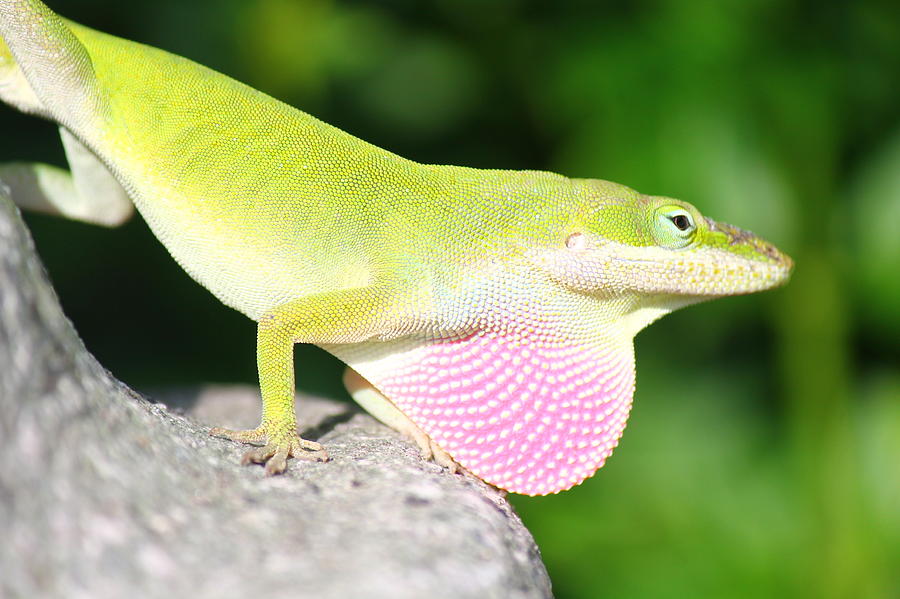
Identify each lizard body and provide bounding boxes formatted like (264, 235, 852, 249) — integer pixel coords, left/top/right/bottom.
(0, 0, 792, 495)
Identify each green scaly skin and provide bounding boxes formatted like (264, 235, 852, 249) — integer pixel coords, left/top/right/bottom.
(0, 1, 792, 494)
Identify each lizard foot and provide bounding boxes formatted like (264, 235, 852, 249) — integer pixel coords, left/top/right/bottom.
(210, 426, 328, 475)
(409, 428, 460, 474)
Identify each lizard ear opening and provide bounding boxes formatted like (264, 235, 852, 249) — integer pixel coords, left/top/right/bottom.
(565, 232, 586, 250)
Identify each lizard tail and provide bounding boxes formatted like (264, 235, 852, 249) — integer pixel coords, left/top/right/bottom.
(0, 0, 107, 135)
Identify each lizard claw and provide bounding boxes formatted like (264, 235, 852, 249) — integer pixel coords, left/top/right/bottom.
(211, 426, 328, 475)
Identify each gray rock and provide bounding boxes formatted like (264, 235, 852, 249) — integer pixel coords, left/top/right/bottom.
(0, 187, 552, 599)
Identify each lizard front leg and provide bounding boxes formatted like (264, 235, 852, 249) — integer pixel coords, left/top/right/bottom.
(211, 285, 402, 475)
(210, 314, 327, 475)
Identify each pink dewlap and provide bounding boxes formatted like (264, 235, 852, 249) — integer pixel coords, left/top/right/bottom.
(375, 328, 635, 496)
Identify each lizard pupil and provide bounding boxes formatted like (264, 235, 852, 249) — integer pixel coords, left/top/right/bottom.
(672, 214, 691, 231)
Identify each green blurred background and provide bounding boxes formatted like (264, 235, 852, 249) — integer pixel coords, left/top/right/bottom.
(1, 0, 898, 597)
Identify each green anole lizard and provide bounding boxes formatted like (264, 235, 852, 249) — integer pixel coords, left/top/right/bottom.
(0, 0, 792, 496)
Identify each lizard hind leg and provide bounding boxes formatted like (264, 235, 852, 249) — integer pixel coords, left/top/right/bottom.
(343, 368, 459, 473)
(0, 129, 134, 227)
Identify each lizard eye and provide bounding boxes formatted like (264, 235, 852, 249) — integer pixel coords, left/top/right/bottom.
(671, 213, 691, 231)
(653, 206, 698, 249)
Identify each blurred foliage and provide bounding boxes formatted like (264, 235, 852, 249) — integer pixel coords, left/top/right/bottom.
(1, 0, 898, 597)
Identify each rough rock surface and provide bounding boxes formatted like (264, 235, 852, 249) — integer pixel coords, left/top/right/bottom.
(0, 188, 552, 599)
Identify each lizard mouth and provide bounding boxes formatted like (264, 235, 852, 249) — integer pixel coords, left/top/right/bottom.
(607, 246, 793, 297)
(540, 232, 793, 299)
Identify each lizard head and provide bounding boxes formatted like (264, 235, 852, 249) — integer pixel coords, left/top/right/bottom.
(542, 180, 793, 329)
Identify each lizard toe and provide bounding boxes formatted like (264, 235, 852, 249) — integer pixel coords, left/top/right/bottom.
(430, 440, 460, 473)
(262, 443, 291, 476)
(241, 443, 277, 467)
(210, 426, 267, 445)
(289, 436, 329, 462)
